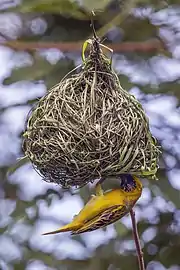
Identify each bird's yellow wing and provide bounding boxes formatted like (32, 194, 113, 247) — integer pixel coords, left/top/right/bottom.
(72, 204, 127, 234)
(42, 193, 127, 236)
(71, 188, 132, 225)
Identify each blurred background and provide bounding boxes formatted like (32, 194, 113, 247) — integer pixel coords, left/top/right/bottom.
(0, 0, 180, 269)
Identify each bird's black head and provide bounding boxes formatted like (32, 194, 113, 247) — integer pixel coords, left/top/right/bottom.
(119, 174, 136, 192)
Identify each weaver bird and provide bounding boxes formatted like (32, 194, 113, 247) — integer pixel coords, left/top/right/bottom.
(43, 175, 142, 235)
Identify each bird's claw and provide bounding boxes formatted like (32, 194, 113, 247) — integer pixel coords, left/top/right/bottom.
(95, 183, 104, 196)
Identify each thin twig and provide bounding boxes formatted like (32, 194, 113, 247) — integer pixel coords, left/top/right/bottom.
(130, 209, 145, 270)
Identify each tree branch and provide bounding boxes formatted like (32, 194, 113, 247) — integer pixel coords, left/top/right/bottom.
(130, 209, 145, 270)
(0, 39, 163, 53)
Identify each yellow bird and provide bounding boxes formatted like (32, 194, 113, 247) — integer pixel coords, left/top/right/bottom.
(43, 175, 142, 235)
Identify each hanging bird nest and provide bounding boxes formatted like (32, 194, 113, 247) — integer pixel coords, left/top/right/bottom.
(23, 36, 160, 189)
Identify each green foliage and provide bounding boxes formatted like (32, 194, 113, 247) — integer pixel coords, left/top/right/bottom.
(7, 0, 88, 18)
(3, 56, 53, 85)
(7, 157, 29, 176)
(3, 56, 76, 89)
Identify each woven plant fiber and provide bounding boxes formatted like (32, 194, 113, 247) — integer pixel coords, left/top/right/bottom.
(23, 37, 160, 188)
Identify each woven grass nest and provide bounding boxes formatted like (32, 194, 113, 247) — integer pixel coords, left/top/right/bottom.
(23, 36, 160, 188)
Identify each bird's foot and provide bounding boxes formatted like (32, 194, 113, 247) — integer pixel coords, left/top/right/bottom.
(92, 178, 105, 196)
(123, 198, 133, 211)
(95, 183, 104, 196)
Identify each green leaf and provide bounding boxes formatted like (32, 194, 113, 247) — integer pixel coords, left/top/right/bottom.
(118, 74, 134, 91)
(140, 81, 180, 101)
(3, 57, 53, 85)
(114, 222, 128, 236)
(5, 0, 87, 18)
(8, 156, 29, 175)
(44, 58, 76, 89)
(82, 0, 111, 11)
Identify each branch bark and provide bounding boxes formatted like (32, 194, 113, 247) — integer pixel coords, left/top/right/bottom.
(0, 39, 163, 53)
(130, 209, 145, 270)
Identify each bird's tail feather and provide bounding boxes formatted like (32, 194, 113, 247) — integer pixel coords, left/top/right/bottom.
(42, 223, 79, 235)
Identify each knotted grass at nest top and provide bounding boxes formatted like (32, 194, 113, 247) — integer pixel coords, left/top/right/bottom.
(23, 35, 161, 188)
